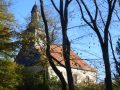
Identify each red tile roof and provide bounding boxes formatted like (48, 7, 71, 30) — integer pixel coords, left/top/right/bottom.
(50, 45, 96, 72)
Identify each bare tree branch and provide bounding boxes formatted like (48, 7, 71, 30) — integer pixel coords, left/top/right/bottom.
(76, 0, 94, 30)
(109, 31, 120, 76)
(76, 0, 104, 46)
(94, 0, 98, 21)
(114, 9, 120, 21)
(76, 0, 117, 90)
(51, 0, 60, 14)
(51, 55, 66, 68)
(40, 1, 67, 90)
(99, 9, 105, 26)
(81, 0, 94, 22)
(104, 0, 116, 33)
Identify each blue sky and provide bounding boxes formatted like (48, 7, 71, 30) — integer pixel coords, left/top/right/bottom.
(10, 0, 120, 81)
(11, 0, 39, 24)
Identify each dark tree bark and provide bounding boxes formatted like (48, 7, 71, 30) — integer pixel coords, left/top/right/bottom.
(115, 38, 120, 76)
(76, 0, 117, 90)
(40, 0, 67, 90)
(51, 0, 74, 90)
(109, 32, 120, 77)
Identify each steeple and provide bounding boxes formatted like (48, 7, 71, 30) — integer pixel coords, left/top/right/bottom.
(31, 2, 39, 23)
(15, 1, 44, 66)
(31, 1, 37, 13)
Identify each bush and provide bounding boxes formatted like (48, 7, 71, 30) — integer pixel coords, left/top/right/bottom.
(75, 83, 105, 90)
(48, 76, 62, 90)
(0, 59, 108, 90)
(113, 78, 120, 90)
(0, 59, 23, 90)
(20, 69, 49, 90)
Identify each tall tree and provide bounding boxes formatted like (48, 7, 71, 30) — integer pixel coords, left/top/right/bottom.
(40, 0, 75, 89)
(40, 0, 67, 90)
(50, 0, 74, 90)
(76, 0, 117, 90)
(0, 0, 16, 58)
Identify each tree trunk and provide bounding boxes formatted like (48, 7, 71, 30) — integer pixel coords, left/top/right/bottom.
(47, 52, 67, 90)
(40, 0, 67, 90)
(50, 0, 74, 89)
(102, 42, 113, 90)
(62, 29, 74, 90)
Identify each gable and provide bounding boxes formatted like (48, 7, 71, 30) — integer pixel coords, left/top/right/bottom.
(50, 45, 96, 72)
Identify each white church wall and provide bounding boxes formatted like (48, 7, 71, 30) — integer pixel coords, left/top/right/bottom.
(48, 66, 97, 84)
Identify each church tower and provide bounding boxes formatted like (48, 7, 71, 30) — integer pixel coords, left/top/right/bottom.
(29, 2, 45, 47)
(15, 3, 44, 66)
(31, 2, 39, 23)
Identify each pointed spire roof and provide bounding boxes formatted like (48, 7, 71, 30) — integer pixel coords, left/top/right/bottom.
(30, 1, 40, 23)
(35, 0, 36, 4)
(31, 2, 38, 13)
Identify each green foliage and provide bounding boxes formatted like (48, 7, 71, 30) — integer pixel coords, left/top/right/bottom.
(0, 0, 18, 58)
(74, 83, 105, 90)
(48, 76, 62, 90)
(22, 72, 42, 90)
(0, 59, 110, 90)
(0, 59, 50, 90)
(0, 59, 23, 90)
(113, 78, 120, 90)
(20, 69, 49, 90)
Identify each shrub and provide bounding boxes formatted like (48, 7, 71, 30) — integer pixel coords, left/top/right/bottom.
(0, 59, 23, 90)
(75, 83, 105, 90)
(113, 78, 120, 90)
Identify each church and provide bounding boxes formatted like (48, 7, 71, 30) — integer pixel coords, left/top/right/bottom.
(15, 3, 97, 84)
